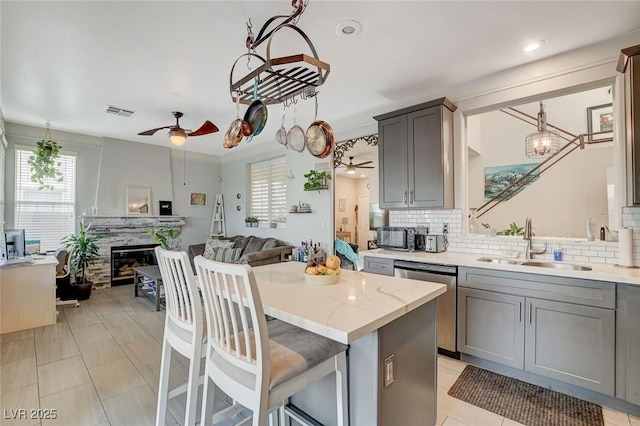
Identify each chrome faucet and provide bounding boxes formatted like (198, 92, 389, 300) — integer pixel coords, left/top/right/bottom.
(523, 217, 546, 260)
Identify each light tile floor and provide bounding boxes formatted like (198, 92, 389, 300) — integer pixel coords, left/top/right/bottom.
(0, 284, 638, 426)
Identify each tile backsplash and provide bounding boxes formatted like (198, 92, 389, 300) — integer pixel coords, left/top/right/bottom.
(390, 207, 640, 266)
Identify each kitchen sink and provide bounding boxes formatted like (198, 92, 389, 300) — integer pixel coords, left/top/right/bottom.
(476, 257, 592, 271)
(520, 261, 592, 271)
(476, 257, 522, 265)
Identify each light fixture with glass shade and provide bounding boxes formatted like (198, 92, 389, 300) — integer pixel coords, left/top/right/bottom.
(345, 163, 356, 174)
(168, 128, 187, 147)
(525, 102, 562, 158)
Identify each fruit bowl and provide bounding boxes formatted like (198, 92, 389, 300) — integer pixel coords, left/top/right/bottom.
(304, 271, 340, 286)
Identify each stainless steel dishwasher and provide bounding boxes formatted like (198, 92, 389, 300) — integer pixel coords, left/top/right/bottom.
(393, 260, 458, 357)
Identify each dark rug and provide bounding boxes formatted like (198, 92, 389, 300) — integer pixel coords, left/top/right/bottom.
(447, 365, 604, 426)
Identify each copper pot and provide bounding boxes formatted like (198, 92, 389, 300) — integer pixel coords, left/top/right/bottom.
(305, 120, 334, 158)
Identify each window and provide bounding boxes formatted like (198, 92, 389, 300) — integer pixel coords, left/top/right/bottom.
(248, 156, 287, 224)
(15, 147, 76, 251)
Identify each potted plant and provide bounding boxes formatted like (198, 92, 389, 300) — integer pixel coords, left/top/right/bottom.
(303, 170, 332, 193)
(61, 222, 102, 300)
(496, 221, 525, 236)
(147, 225, 181, 250)
(245, 216, 259, 228)
(28, 139, 64, 190)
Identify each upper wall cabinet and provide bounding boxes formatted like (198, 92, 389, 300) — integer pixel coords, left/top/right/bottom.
(374, 98, 456, 209)
(618, 45, 640, 205)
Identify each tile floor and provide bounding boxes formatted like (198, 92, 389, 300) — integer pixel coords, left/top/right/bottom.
(0, 284, 638, 426)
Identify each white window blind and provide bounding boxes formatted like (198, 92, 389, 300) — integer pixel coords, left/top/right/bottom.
(15, 147, 76, 251)
(248, 156, 287, 224)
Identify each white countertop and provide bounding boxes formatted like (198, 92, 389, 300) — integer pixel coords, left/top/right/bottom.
(365, 249, 640, 285)
(252, 262, 447, 344)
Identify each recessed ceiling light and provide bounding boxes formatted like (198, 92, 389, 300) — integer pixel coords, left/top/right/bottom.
(336, 20, 362, 37)
(521, 40, 546, 53)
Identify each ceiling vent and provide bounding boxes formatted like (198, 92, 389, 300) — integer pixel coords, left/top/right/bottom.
(105, 105, 135, 117)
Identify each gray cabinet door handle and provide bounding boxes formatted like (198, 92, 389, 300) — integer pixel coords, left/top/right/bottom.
(404, 191, 408, 203)
(519, 302, 522, 323)
(528, 303, 532, 324)
(410, 190, 414, 203)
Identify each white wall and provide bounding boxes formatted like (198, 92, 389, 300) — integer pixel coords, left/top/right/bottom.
(221, 143, 334, 252)
(4, 123, 220, 250)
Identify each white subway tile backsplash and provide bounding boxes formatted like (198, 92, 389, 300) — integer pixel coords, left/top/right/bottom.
(385, 207, 640, 266)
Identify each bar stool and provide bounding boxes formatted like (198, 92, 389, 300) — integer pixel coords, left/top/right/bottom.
(154, 247, 204, 426)
(194, 255, 349, 426)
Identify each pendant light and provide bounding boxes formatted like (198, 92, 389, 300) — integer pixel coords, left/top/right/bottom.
(525, 102, 562, 158)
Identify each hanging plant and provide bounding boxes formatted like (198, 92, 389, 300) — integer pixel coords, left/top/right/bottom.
(27, 123, 63, 190)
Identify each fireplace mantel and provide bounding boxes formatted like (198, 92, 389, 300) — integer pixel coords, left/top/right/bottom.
(81, 216, 186, 288)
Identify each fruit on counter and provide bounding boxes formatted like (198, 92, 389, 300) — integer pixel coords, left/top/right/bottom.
(305, 259, 340, 276)
(325, 255, 341, 271)
(305, 266, 319, 275)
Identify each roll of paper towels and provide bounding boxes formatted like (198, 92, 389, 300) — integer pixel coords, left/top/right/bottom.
(618, 228, 634, 267)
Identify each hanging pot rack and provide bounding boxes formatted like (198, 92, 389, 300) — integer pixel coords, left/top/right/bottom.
(229, 0, 330, 106)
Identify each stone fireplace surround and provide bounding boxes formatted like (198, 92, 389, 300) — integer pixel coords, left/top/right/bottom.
(80, 216, 185, 288)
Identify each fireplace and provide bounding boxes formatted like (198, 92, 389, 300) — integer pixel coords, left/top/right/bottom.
(111, 244, 159, 286)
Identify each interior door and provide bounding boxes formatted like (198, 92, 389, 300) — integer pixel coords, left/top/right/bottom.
(358, 195, 369, 250)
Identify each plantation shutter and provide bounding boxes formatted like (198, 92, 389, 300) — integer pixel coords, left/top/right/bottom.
(248, 156, 287, 224)
(15, 147, 76, 251)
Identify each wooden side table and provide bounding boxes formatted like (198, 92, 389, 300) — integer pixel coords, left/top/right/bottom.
(133, 265, 164, 311)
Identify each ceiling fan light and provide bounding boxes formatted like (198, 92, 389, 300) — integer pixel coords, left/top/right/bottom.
(168, 128, 187, 146)
(346, 164, 356, 174)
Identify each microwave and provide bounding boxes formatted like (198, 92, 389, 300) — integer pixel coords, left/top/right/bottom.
(377, 227, 417, 251)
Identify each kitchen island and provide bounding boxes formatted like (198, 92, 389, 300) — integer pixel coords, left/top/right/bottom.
(251, 261, 447, 426)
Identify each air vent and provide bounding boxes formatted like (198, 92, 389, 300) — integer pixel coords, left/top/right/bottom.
(105, 105, 135, 117)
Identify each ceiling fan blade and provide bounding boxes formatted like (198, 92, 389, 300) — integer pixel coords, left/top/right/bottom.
(138, 125, 172, 136)
(357, 166, 375, 169)
(188, 121, 219, 136)
(354, 161, 373, 167)
(339, 161, 350, 167)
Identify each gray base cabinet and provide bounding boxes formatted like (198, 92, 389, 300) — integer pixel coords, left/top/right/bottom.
(617, 284, 640, 405)
(526, 298, 614, 394)
(458, 287, 524, 369)
(458, 267, 616, 396)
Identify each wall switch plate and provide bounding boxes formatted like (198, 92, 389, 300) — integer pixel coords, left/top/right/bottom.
(384, 354, 394, 387)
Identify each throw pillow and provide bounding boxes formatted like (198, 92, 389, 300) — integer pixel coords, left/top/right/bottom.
(205, 247, 244, 263)
(204, 238, 234, 259)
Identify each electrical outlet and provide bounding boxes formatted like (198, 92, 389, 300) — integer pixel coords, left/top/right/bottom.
(443, 223, 449, 233)
(384, 355, 394, 387)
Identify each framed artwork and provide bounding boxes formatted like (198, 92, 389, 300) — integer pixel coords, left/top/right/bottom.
(189, 192, 207, 207)
(484, 163, 540, 201)
(339, 198, 346, 212)
(126, 185, 152, 215)
(587, 103, 613, 142)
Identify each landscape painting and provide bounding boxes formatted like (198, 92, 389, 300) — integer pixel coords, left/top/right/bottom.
(484, 163, 540, 201)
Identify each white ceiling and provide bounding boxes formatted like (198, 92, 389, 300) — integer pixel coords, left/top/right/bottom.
(2, 1, 640, 158)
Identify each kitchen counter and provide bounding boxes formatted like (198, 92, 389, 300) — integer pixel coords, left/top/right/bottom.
(252, 261, 447, 344)
(252, 261, 446, 425)
(364, 249, 640, 285)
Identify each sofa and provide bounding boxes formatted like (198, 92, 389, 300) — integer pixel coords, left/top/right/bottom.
(188, 235, 293, 269)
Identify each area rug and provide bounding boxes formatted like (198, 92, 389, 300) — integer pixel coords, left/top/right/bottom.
(447, 365, 604, 426)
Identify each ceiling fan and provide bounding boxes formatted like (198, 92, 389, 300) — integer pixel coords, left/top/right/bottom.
(340, 156, 374, 174)
(137, 111, 219, 147)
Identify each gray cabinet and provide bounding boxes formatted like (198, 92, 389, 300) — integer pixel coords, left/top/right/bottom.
(363, 256, 394, 276)
(525, 298, 614, 395)
(458, 267, 615, 396)
(374, 98, 456, 209)
(617, 284, 640, 404)
(458, 287, 524, 369)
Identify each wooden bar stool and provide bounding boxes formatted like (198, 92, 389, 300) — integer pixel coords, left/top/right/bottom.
(194, 255, 349, 426)
(154, 247, 205, 426)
